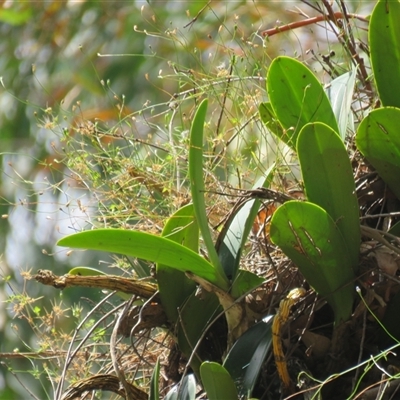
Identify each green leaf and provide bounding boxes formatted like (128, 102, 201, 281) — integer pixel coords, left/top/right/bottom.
(297, 122, 360, 270)
(177, 291, 221, 376)
(149, 358, 160, 400)
(389, 221, 400, 237)
(369, 0, 400, 107)
(230, 269, 264, 299)
(57, 229, 229, 291)
(68, 266, 108, 276)
(200, 362, 238, 400)
(270, 201, 355, 325)
(356, 107, 400, 200)
(258, 102, 285, 141)
(325, 67, 357, 140)
(165, 374, 196, 400)
(189, 99, 225, 278)
(267, 56, 339, 150)
(157, 204, 198, 323)
(223, 316, 273, 397)
(216, 168, 275, 281)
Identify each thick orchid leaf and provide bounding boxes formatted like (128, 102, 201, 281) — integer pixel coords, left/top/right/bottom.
(57, 229, 229, 291)
(270, 201, 355, 325)
(369, 0, 400, 107)
(185, 271, 247, 350)
(297, 122, 360, 270)
(356, 107, 400, 200)
(258, 102, 285, 141)
(242, 317, 274, 396)
(177, 291, 221, 376)
(68, 266, 109, 276)
(267, 56, 339, 150)
(223, 316, 273, 397)
(230, 269, 264, 299)
(325, 67, 357, 140)
(200, 362, 238, 400)
(149, 358, 160, 400)
(217, 166, 275, 281)
(189, 98, 224, 276)
(165, 374, 196, 400)
(157, 204, 198, 323)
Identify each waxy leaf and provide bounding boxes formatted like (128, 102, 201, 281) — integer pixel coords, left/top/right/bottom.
(223, 316, 273, 397)
(325, 67, 357, 140)
(165, 374, 196, 400)
(270, 201, 355, 325)
(356, 107, 400, 200)
(58, 229, 229, 291)
(369, 0, 400, 108)
(297, 122, 360, 270)
(149, 358, 160, 400)
(157, 203, 198, 323)
(230, 269, 264, 299)
(200, 362, 238, 400)
(189, 98, 225, 278)
(177, 290, 221, 377)
(258, 102, 285, 142)
(267, 56, 339, 150)
(217, 169, 275, 281)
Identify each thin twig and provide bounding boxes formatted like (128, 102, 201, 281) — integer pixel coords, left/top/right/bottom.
(262, 11, 368, 37)
(361, 225, 400, 256)
(0, 362, 40, 400)
(110, 298, 135, 400)
(214, 60, 234, 147)
(55, 293, 123, 400)
(183, 1, 211, 29)
(351, 307, 367, 392)
(361, 212, 400, 219)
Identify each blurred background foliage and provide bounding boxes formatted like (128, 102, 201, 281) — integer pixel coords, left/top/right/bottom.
(0, 1, 372, 398)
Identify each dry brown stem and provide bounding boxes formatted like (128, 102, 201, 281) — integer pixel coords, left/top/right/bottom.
(34, 269, 158, 300)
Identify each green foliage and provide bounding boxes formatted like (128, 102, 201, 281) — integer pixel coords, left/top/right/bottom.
(57, 98, 269, 386)
(270, 201, 355, 325)
(369, 0, 400, 108)
(11, 1, 400, 398)
(356, 107, 400, 201)
(176, 290, 221, 375)
(264, 57, 360, 325)
(217, 169, 275, 280)
(58, 229, 229, 291)
(325, 67, 357, 139)
(266, 56, 339, 149)
(356, 0, 400, 203)
(297, 122, 360, 269)
(258, 102, 285, 143)
(149, 358, 161, 400)
(200, 362, 238, 400)
(223, 316, 274, 397)
(157, 203, 198, 323)
(165, 375, 196, 400)
(188, 98, 225, 276)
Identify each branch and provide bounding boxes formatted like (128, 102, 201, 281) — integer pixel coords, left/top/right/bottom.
(262, 12, 368, 37)
(34, 269, 158, 300)
(61, 374, 148, 400)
